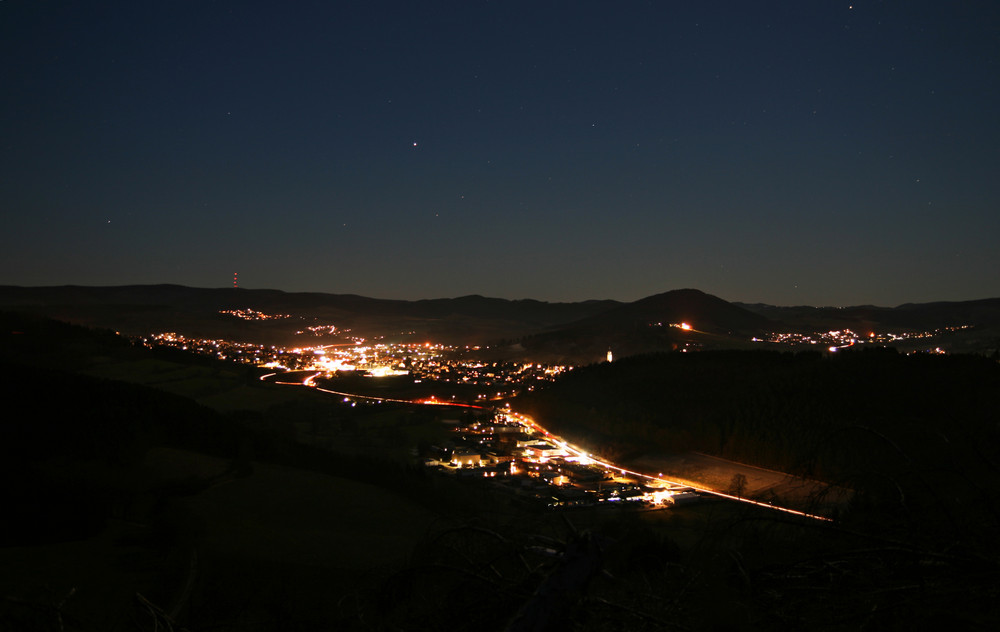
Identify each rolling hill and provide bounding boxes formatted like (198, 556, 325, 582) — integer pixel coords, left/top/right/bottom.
(2, 284, 998, 359)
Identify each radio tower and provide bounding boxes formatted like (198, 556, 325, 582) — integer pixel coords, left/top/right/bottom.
(233, 272, 239, 289)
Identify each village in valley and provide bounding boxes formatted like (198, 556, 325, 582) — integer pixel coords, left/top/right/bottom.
(422, 407, 699, 511)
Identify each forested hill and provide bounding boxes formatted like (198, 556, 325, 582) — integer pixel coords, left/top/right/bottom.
(0, 284, 622, 345)
(517, 349, 1000, 511)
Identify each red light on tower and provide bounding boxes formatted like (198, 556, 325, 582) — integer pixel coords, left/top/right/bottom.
(233, 272, 238, 289)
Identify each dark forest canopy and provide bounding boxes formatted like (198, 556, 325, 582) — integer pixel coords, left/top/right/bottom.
(518, 348, 1000, 514)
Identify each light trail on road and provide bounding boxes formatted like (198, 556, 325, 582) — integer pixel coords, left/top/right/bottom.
(510, 412, 834, 522)
(264, 370, 832, 522)
(268, 371, 491, 408)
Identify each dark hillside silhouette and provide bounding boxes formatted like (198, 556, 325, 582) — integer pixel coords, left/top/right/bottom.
(517, 289, 776, 361)
(518, 348, 1000, 534)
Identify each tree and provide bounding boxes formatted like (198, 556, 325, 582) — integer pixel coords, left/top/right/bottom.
(728, 473, 748, 498)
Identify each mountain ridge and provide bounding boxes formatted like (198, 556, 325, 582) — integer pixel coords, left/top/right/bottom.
(2, 284, 998, 358)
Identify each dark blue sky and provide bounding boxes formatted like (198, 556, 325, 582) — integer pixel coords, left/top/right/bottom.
(3, 1, 998, 306)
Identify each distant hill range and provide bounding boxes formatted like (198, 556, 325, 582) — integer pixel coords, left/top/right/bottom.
(1, 284, 997, 361)
(735, 299, 1000, 332)
(0, 284, 619, 347)
(517, 289, 777, 362)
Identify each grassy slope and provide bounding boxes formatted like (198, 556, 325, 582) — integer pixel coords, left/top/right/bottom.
(5, 314, 999, 630)
(80, 355, 320, 412)
(0, 314, 452, 629)
(0, 447, 441, 631)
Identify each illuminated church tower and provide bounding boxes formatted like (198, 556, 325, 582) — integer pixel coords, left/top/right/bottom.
(606, 348, 613, 363)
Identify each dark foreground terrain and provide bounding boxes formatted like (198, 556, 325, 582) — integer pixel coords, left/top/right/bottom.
(2, 312, 999, 630)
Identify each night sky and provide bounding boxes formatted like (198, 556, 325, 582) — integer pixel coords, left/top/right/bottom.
(2, 1, 998, 306)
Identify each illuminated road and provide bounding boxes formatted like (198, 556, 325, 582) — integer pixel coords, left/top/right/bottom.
(266, 370, 832, 522)
(268, 371, 487, 408)
(506, 412, 833, 522)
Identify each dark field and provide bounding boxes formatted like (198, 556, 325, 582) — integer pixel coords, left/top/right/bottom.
(2, 314, 999, 630)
